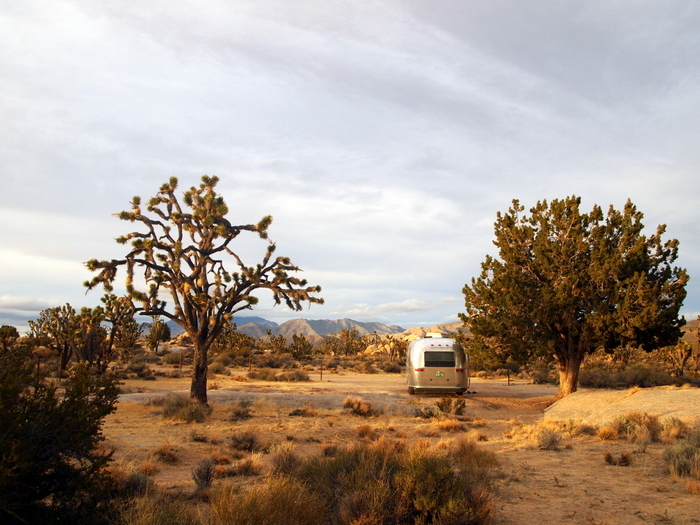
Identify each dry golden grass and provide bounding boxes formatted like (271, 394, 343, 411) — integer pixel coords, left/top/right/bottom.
(433, 418, 467, 433)
(686, 479, 700, 495)
(598, 426, 617, 441)
(138, 458, 160, 476)
(209, 449, 232, 465)
(154, 442, 179, 464)
(357, 424, 378, 440)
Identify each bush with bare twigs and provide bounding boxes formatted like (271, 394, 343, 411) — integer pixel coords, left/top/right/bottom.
(342, 396, 381, 417)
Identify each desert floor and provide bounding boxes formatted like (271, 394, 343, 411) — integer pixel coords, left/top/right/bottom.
(104, 369, 700, 525)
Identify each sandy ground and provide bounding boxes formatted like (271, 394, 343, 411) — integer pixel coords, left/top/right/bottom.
(105, 370, 700, 524)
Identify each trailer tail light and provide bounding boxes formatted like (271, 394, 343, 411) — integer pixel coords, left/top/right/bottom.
(414, 368, 424, 372)
(455, 368, 464, 372)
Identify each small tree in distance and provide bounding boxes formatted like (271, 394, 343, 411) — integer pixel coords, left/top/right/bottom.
(85, 176, 323, 404)
(145, 317, 171, 354)
(461, 196, 688, 399)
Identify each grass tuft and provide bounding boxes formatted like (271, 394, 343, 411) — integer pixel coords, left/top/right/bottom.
(153, 442, 179, 464)
(191, 459, 215, 491)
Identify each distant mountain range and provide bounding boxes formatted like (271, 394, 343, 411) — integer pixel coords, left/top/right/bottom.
(166, 317, 407, 340)
(236, 318, 405, 340)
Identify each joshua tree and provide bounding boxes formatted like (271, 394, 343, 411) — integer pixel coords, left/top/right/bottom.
(86, 176, 322, 403)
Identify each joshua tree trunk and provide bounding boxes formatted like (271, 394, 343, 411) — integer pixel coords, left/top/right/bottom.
(190, 337, 209, 404)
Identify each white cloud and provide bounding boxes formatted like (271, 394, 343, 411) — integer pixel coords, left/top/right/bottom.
(0, 295, 56, 312)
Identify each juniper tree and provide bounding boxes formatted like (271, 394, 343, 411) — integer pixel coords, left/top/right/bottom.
(0, 345, 119, 523)
(461, 196, 688, 399)
(0, 325, 19, 351)
(85, 176, 323, 404)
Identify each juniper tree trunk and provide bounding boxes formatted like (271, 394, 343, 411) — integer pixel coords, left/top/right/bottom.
(554, 351, 584, 400)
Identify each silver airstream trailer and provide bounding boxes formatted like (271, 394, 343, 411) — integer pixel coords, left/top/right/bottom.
(406, 333, 469, 395)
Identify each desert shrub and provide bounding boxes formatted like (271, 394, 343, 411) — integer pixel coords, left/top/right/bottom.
(288, 406, 317, 417)
(191, 459, 215, 491)
(210, 449, 233, 465)
(110, 463, 152, 498)
(534, 426, 562, 451)
(529, 364, 557, 385)
(209, 361, 229, 375)
(161, 352, 183, 365)
(321, 443, 339, 457)
(213, 453, 263, 479)
(342, 396, 381, 417)
(235, 454, 264, 476)
(597, 426, 617, 441)
(435, 396, 466, 416)
(450, 436, 499, 484)
(270, 443, 302, 475)
(254, 353, 295, 369)
(662, 417, 690, 442)
(230, 432, 264, 452)
(579, 367, 618, 388)
(158, 394, 212, 422)
(357, 424, 378, 440)
(119, 493, 200, 525)
(247, 367, 277, 381)
(354, 360, 377, 374)
(663, 443, 700, 478)
(130, 352, 163, 365)
(190, 430, 209, 443)
(611, 412, 662, 443)
(604, 451, 633, 466)
(212, 354, 233, 367)
(127, 361, 155, 379)
(378, 361, 402, 373)
(210, 477, 325, 525)
(414, 405, 442, 419)
(0, 349, 120, 525)
(621, 365, 675, 388)
(291, 439, 495, 524)
(154, 443, 179, 465)
(229, 401, 253, 422)
(276, 369, 309, 382)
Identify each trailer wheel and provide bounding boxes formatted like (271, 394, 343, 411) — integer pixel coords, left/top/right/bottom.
(407, 387, 415, 395)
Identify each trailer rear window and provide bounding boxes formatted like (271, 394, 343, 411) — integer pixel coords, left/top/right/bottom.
(424, 351, 455, 368)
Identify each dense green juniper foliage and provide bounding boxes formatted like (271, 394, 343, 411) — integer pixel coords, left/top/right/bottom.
(462, 196, 688, 399)
(0, 344, 120, 524)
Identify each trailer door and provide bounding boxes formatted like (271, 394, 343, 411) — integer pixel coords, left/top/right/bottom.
(423, 351, 456, 387)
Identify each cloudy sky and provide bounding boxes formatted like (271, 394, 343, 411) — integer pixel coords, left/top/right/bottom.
(1, 1, 699, 331)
